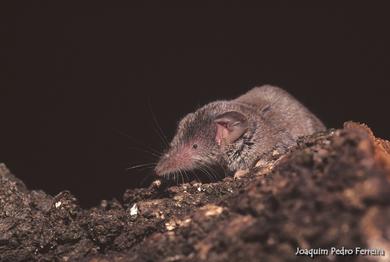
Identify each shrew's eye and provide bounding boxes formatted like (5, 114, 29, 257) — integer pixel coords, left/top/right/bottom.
(192, 144, 198, 149)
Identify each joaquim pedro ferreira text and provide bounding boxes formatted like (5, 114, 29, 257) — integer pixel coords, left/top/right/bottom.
(295, 246, 386, 259)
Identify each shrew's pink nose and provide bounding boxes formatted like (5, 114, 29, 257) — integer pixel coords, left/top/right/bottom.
(155, 145, 193, 176)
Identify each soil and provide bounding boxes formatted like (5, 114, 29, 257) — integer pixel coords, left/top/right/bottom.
(1, 122, 390, 262)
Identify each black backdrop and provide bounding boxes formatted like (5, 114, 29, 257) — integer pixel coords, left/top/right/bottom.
(1, 4, 389, 207)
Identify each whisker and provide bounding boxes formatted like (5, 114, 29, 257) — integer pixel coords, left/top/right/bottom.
(205, 156, 226, 178)
(208, 162, 221, 180)
(198, 165, 212, 181)
(126, 163, 156, 170)
(126, 146, 162, 158)
(184, 171, 190, 183)
(197, 160, 220, 182)
(147, 98, 170, 147)
(206, 166, 218, 181)
(113, 128, 162, 155)
(175, 171, 179, 186)
(138, 171, 155, 187)
(179, 169, 185, 184)
(172, 171, 176, 185)
(189, 170, 200, 183)
(194, 171, 201, 183)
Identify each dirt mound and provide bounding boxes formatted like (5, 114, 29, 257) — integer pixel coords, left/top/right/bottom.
(1, 123, 390, 261)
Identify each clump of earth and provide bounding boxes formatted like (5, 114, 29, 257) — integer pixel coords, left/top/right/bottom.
(1, 122, 390, 261)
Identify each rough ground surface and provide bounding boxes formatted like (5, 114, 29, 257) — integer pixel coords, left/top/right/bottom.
(1, 122, 390, 262)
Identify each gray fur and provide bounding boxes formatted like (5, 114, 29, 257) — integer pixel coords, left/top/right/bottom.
(155, 85, 325, 177)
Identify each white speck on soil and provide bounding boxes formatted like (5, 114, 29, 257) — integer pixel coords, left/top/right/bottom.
(130, 203, 138, 216)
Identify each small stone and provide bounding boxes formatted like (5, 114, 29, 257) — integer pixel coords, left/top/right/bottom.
(130, 203, 138, 216)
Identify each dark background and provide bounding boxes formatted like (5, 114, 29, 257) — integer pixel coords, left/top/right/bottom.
(1, 4, 389, 207)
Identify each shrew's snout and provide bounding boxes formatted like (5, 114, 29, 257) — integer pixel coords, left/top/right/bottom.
(154, 145, 194, 177)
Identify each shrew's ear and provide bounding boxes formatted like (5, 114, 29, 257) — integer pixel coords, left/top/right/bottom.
(214, 111, 248, 146)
